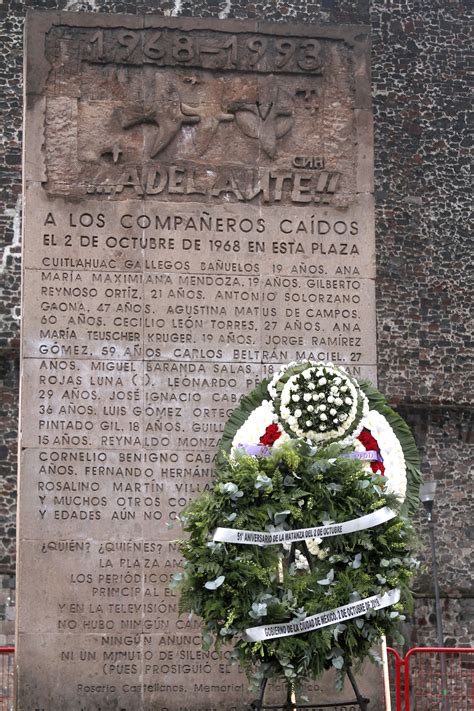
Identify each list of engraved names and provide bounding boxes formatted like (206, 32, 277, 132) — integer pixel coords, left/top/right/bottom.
(18, 13, 374, 710)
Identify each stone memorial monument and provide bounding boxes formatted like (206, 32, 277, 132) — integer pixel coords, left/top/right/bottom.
(18, 10, 377, 709)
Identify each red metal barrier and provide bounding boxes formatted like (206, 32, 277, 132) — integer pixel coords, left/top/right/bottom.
(0, 648, 14, 711)
(387, 647, 474, 711)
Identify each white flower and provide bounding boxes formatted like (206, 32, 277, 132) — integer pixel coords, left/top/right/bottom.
(294, 409, 302, 417)
(307, 538, 329, 560)
(319, 404, 326, 411)
(272, 363, 370, 447)
(306, 420, 313, 427)
(267, 362, 304, 399)
(230, 401, 276, 456)
(306, 538, 322, 555)
(320, 413, 327, 421)
(307, 405, 314, 412)
(295, 550, 310, 571)
(358, 410, 407, 501)
(280, 374, 299, 410)
(267, 367, 285, 399)
(275, 432, 291, 448)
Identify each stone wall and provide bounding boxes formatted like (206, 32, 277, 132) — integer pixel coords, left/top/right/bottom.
(0, 0, 472, 650)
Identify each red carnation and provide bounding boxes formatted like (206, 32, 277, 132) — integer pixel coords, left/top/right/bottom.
(357, 428, 385, 475)
(259, 423, 282, 446)
(358, 428, 378, 451)
(371, 460, 385, 475)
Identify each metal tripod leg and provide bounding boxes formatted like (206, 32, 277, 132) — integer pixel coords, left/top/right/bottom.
(345, 665, 369, 711)
(251, 677, 268, 710)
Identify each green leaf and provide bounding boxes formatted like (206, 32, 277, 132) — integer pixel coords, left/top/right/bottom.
(274, 510, 291, 525)
(177, 427, 417, 690)
(204, 575, 225, 590)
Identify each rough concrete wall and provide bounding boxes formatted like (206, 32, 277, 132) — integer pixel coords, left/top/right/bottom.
(0, 0, 472, 649)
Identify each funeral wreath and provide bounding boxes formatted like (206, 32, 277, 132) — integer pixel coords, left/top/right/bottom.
(174, 362, 421, 692)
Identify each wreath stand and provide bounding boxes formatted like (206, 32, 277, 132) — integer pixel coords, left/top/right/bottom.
(250, 544, 370, 710)
(250, 666, 369, 710)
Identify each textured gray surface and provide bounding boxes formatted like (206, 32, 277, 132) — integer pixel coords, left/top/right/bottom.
(0, 0, 472, 655)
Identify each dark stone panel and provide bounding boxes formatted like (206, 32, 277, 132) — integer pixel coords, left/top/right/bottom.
(371, 1, 472, 406)
(0, 357, 19, 574)
(397, 403, 474, 646)
(410, 597, 474, 648)
(400, 405, 474, 597)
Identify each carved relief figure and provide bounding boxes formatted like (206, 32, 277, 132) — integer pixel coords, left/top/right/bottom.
(121, 78, 201, 159)
(228, 75, 294, 158)
(112, 73, 294, 161)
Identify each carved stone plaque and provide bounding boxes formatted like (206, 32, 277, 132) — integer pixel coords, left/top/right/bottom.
(18, 11, 378, 710)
